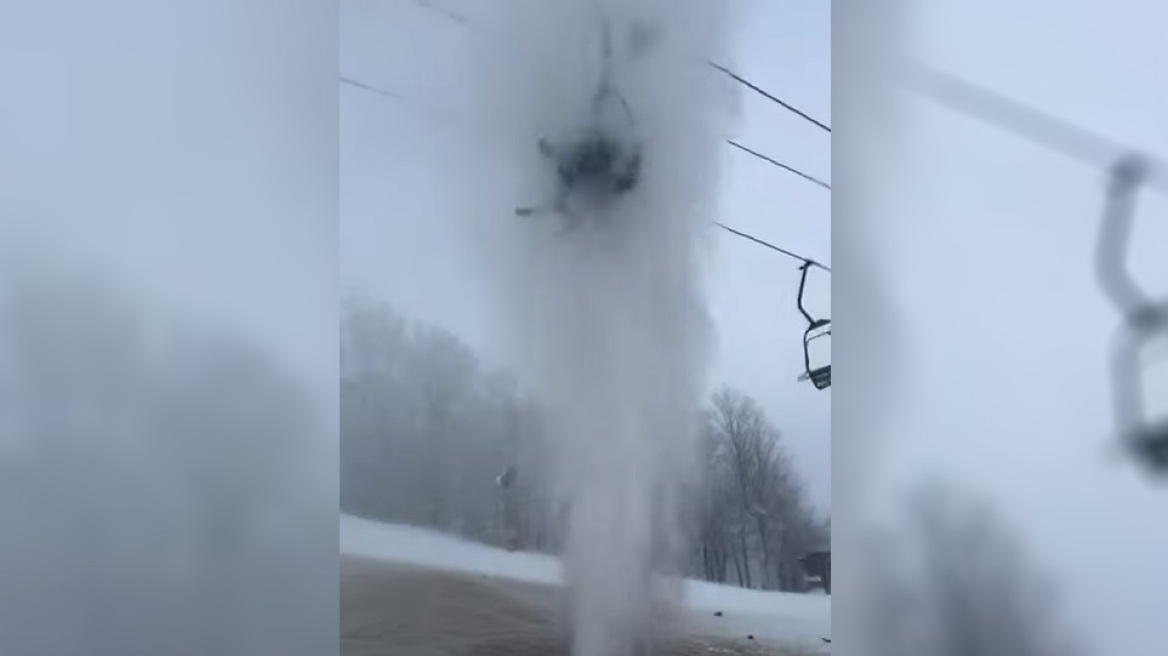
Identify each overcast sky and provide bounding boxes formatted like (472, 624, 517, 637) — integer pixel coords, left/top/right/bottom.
(0, 0, 336, 427)
(868, 0, 1168, 652)
(340, 0, 832, 512)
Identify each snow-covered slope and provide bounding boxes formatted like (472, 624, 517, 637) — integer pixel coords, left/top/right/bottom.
(341, 513, 562, 584)
(340, 514, 831, 648)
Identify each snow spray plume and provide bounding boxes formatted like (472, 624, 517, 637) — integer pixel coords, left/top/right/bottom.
(448, 1, 744, 654)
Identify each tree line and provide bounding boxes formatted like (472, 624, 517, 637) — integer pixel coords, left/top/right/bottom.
(340, 293, 829, 592)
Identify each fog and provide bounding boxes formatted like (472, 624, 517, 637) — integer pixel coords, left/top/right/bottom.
(0, 1, 336, 654)
(836, 0, 1168, 654)
(437, 2, 745, 654)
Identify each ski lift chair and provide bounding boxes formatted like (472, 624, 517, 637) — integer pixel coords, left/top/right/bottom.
(802, 322, 832, 390)
(515, 17, 643, 223)
(1097, 157, 1168, 476)
(1110, 304, 1168, 476)
(1129, 419, 1168, 474)
(796, 261, 831, 390)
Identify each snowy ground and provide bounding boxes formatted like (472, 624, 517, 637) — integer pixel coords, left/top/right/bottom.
(340, 514, 830, 654)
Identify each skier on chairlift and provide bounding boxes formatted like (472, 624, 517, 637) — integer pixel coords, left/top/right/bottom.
(514, 16, 646, 229)
(515, 129, 643, 225)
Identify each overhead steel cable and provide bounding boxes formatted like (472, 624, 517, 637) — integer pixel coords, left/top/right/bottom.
(339, 75, 830, 190)
(340, 74, 408, 102)
(714, 222, 831, 272)
(339, 75, 829, 270)
(905, 62, 1168, 194)
(385, 1, 832, 135)
(408, 0, 468, 25)
(707, 61, 832, 133)
(726, 140, 831, 190)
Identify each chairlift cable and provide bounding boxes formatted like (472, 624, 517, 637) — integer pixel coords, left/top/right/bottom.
(339, 76, 829, 192)
(340, 76, 830, 274)
(707, 61, 831, 133)
(405, 0, 469, 25)
(340, 74, 408, 102)
(714, 223, 831, 272)
(338, 77, 831, 268)
(904, 62, 1168, 194)
(354, 4, 833, 390)
(726, 140, 830, 190)
(384, 1, 832, 136)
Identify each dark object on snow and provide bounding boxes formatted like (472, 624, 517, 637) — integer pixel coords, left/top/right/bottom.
(747, 635, 753, 641)
(822, 637, 832, 643)
(799, 549, 831, 594)
(713, 611, 722, 617)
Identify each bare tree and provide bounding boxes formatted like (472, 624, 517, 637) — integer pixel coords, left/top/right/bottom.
(707, 388, 806, 590)
(691, 423, 737, 583)
(338, 301, 827, 592)
(693, 388, 830, 591)
(340, 295, 556, 549)
(706, 389, 757, 587)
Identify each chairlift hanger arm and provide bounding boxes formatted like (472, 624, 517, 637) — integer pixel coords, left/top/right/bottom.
(1097, 157, 1168, 331)
(1097, 155, 1155, 320)
(796, 260, 829, 328)
(796, 261, 813, 325)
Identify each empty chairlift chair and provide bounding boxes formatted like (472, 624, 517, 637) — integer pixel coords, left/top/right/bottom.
(1097, 156, 1168, 474)
(796, 261, 831, 390)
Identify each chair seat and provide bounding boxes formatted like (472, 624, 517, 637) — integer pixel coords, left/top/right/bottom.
(809, 365, 831, 390)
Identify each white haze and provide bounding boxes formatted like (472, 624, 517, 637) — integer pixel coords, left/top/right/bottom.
(0, 2, 336, 654)
(433, 1, 747, 654)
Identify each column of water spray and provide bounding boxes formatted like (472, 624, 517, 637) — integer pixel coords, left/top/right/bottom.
(450, 1, 743, 653)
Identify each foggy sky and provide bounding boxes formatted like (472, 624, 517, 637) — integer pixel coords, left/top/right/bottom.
(869, 0, 1168, 652)
(340, 0, 832, 512)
